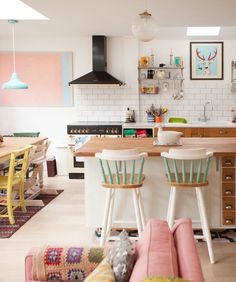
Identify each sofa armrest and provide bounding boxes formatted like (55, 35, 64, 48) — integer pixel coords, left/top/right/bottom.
(25, 248, 44, 282)
(172, 218, 204, 282)
(25, 246, 107, 282)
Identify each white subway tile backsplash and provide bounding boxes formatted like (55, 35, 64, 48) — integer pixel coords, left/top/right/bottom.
(75, 81, 236, 123)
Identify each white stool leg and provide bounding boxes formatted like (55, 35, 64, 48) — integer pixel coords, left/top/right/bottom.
(136, 188, 145, 230)
(106, 189, 115, 237)
(100, 188, 113, 246)
(196, 187, 215, 264)
(132, 188, 142, 237)
(167, 187, 177, 228)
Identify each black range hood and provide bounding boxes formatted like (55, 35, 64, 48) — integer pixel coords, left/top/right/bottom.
(69, 36, 124, 86)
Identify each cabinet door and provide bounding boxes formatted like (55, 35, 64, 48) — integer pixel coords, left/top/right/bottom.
(190, 128, 204, 137)
(204, 128, 236, 137)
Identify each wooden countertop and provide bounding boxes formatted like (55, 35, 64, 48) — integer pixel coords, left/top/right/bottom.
(75, 137, 236, 157)
(0, 136, 48, 162)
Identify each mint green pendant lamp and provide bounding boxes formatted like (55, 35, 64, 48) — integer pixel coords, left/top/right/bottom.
(2, 20, 28, 89)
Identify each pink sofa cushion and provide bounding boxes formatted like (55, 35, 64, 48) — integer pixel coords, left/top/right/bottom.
(129, 219, 178, 282)
(172, 218, 204, 282)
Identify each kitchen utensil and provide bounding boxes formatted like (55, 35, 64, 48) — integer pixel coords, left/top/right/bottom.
(162, 82, 169, 92)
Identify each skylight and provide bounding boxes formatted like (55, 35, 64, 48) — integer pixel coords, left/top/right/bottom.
(187, 27, 220, 36)
(0, 0, 48, 20)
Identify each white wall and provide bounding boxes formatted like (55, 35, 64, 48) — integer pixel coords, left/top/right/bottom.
(1, 36, 236, 174)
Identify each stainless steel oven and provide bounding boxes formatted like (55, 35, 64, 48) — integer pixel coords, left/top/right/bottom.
(67, 122, 122, 179)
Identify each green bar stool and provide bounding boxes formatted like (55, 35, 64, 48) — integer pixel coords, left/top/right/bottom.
(161, 148, 215, 264)
(95, 149, 147, 246)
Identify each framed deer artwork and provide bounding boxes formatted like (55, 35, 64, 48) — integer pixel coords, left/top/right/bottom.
(190, 42, 223, 80)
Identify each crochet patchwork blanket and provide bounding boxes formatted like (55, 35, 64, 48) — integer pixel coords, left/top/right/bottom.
(32, 246, 108, 281)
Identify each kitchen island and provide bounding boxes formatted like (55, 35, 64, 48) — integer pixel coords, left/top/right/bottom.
(75, 137, 236, 229)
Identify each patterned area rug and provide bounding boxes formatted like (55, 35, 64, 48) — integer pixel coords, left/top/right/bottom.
(0, 190, 63, 239)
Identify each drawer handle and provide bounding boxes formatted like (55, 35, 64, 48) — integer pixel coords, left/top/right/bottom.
(225, 161, 233, 165)
(225, 190, 232, 195)
(225, 175, 233, 180)
(225, 219, 232, 224)
(225, 205, 233, 210)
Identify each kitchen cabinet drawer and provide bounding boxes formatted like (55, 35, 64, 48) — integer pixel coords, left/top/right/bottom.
(222, 156, 235, 167)
(222, 168, 235, 182)
(189, 128, 204, 137)
(204, 128, 236, 137)
(222, 211, 235, 225)
(222, 197, 235, 211)
(222, 183, 235, 196)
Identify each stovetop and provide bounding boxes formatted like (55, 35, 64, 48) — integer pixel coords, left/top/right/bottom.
(67, 121, 123, 126)
(67, 121, 123, 135)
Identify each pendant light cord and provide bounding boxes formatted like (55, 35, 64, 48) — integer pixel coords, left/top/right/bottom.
(12, 22, 16, 73)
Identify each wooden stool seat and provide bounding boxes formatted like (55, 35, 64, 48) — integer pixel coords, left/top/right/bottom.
(168, 173, 208, 187)
(161, 148, 215, 264)
(96, 149, 147, 246)
(102, 173, 145, 189)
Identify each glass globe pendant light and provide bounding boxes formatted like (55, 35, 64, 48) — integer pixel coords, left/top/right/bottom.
(2, 19, 28, 89)
(132, 0, 158, 42)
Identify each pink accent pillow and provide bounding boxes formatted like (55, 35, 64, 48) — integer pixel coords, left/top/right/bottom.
(129, 219, 178, 282)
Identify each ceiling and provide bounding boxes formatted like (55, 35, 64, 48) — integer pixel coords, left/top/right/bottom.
(0, 0, 236, 39)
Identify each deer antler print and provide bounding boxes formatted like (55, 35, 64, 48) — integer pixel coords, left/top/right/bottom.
(196, 48, 205, 61)
(208, 49, 217, 61)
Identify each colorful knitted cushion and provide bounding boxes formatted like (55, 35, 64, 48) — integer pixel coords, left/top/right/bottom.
(84, 258, 115, 282)
(143, 277, 190, 282)
(32, 246, 107, 281)
(108, 230, 136, 282)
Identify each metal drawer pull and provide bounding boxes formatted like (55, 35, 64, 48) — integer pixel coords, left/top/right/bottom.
(225, 161, 233, 165)
(225, 175, 233, 180)
(225, 205, 233, 210)
(225, 190, 232, 195)
(225, 219, 232, 224)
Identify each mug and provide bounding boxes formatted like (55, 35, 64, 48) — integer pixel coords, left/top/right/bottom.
(147, 69, 155, 79)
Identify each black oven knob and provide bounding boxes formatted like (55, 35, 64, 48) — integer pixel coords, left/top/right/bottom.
(85, 129, 89, 134)
(106, 129, 110, 134)
(70, 129, 73, 134)
(74, 129, 78, 134)
(78, 129, 81, 134)
(81, 129, 85, 133)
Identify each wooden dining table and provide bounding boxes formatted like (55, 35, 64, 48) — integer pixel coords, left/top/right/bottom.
(0, 136, 48, 163)
(0, 136, 50, 207)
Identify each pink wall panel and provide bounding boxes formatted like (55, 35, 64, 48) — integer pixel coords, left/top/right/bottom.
(0, 52, 73, 107)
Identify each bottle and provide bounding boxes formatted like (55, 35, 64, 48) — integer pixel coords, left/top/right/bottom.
(125, 107, 131, 122)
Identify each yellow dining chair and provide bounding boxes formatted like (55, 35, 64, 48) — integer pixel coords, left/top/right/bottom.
(0, 145, 32, 224)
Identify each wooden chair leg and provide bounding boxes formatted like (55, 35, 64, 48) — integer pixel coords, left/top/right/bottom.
(7, 187, 15, 225)
(132, 189, 142, 237)
(19, 180, 26, 213)
(196, 187, 215, 264)
(167, 187, 177, 228)
(136, 188, 145, 230)
(100, 189, 113, 246)
(106, 189, 115, 237)
(38, 164, 44, 188)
